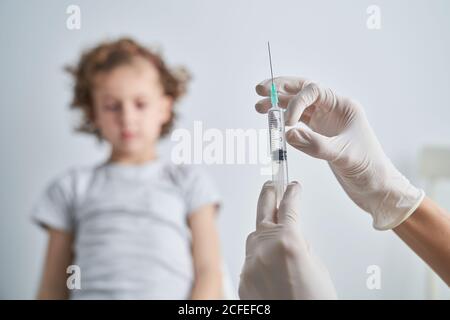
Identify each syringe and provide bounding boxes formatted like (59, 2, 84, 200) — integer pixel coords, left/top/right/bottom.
(267, 42, 289, 208)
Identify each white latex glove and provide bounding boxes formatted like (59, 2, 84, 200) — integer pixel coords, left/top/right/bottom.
(255, 77, 425, 230)
(239, 181, 337, 300)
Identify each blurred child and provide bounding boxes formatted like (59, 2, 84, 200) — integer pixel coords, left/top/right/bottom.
(31, 38, 223, 299)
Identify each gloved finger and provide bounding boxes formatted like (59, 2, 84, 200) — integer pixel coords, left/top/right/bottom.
(299, 105, 315, 125)
(277, 181, 302, 225)
(285, 83, 340, 126)
(286, 127, 339, 161)
(255, 94, 292, 113)
(256, 98, 315, 127)
(284, 83, 322, 126)
(256, 181, 277, 227)
(255, 77, 313, 97)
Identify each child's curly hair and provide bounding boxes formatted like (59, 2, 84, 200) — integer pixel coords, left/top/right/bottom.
(65, 38, 190, 139)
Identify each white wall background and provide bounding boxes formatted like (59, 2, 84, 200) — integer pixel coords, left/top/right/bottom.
(0, 0, 449, 299)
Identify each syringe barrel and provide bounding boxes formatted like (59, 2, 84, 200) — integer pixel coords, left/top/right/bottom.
(268, 106, 289, 208)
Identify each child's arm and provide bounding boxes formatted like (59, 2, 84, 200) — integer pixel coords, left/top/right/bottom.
(37, 228, 74, 299)
(188, 204, 223, 300)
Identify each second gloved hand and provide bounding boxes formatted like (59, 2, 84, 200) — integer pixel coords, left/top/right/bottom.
(239, 181, 337, 300)
(255, 77, 425, 230)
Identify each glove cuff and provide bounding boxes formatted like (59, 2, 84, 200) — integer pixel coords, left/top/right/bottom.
(372, 179, 425, 231)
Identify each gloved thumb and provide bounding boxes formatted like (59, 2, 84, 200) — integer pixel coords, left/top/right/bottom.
(277, 181, 302, 225)
(256, 181, 277, 227)
(277, 182, 310, 253)
(286, 127, 337, 161)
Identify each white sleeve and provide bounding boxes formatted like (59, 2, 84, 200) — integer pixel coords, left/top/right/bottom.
(30, 170, 75, 232)
(181, 166, 221, 216)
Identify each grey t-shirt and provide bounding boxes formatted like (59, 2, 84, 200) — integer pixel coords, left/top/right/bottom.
(31, 158, 221, 299)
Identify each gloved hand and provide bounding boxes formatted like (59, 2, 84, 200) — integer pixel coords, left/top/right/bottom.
(239, 181, 337, 300)
(255, 77, 425, 230)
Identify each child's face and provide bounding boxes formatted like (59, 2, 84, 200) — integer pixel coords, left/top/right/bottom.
(92, 57, 172, 157)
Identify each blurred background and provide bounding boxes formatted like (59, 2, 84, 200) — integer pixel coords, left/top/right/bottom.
(0, 0, 449, 299)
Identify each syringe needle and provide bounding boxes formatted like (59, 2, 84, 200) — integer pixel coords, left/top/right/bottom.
(268, 41, 274, 86)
